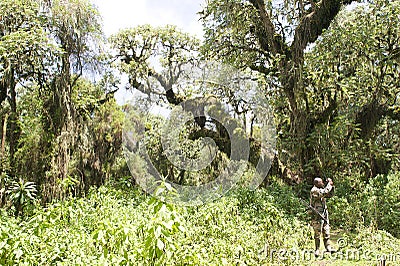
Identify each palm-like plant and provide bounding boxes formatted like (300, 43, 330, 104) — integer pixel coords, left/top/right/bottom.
(6, 179, 37, 216)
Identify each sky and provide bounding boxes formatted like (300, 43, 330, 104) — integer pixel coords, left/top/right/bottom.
(90, 0, 205, 104)
(90, 0, 204, 38)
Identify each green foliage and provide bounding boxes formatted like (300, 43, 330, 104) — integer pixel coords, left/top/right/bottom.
(329, 172, 400, 238)
(360, 173, 400, 237)
(303, 0, 400, 177)
(329, 195, 364, 231)
(6, 178, 37, 216)
(1, 0, 113, 202)
(109, 24, 199, 100)
(12, 75, 125, 201)
(0, 181, 399, 265)
(0, 0, 58, 73)
(1, 3, 399, 265)
(47, 0, 103, 68)
(124, 107, 229, 186)
(201, 0, 400, 179)
(201, 0, 264, 69)
(1, 181, 398, 265)
(139, 182, 184, 265)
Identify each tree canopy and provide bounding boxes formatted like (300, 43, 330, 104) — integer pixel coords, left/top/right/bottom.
(201, 0, 400, 181)
(0, 0, 398, 203)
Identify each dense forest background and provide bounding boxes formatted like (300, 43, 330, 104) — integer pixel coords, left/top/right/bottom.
(0, 0, 399, 265)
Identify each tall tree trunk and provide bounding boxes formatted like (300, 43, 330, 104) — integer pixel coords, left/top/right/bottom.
(7, 67, 20, 177)
(46, 54, 75, 201)
(1, 113, 8, 161)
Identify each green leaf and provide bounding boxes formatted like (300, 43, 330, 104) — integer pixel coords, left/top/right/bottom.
(156, 239, 164, 251)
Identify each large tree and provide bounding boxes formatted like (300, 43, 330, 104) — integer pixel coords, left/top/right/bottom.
(201, 0, 400, 181)
(303, 0, 400, 178)
(0, 0, 57, 173)
(1, 0, 124, 203)
(38, 0, 105, 200)
(111, 25, 276, 186)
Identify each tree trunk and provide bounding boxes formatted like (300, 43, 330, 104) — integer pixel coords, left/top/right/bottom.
(1, 113, 8, 160)
(45, 54, 75, 202)
(7, 67, 20, 176)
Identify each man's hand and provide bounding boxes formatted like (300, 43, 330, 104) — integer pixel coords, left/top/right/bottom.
(327, 178, 334, 186)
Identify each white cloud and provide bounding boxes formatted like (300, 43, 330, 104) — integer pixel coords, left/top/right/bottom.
(90, 0, 205, 105)
(91, 0, 204, 38)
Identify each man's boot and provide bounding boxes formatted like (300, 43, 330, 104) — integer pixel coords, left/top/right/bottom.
(323, 238, 336, 253)
(314, 238, 320, 257)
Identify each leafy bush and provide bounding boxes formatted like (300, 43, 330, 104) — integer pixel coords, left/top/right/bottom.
(0, 180, 399, 265)
(360, 173, 400, 237)
(329, 173, 400, 238)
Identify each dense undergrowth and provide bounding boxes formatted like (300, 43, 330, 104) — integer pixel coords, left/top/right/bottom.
(1, 175, 399, 265)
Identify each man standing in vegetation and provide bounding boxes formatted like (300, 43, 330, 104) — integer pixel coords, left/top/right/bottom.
(310, 177, 335, 256)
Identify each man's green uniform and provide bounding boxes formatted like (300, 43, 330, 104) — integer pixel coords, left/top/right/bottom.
(310, 179, 334, 254)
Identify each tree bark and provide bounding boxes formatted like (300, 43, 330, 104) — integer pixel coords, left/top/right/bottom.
(1, 113, 8, 160)
(7, 67, 20, 176)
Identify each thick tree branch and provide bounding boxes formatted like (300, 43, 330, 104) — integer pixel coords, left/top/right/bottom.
(248, 0, 288, 56)
(292, 0, 357, 62)
(355, 99, 400, 139)
(188, 127, 263, 168)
